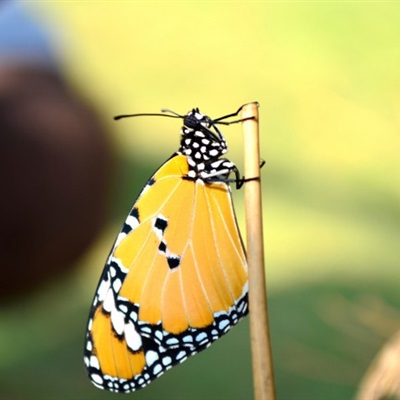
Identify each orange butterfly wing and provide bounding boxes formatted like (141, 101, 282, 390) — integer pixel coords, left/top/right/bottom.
(84, 153, 248, 392)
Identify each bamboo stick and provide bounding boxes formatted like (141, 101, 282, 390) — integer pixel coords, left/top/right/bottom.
(241, 102, 276, 400)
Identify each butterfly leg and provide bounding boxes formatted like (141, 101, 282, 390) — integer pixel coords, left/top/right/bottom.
(200, 158, 265, 189)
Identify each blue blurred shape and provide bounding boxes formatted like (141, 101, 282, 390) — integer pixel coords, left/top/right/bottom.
(0, 0, 58, 66)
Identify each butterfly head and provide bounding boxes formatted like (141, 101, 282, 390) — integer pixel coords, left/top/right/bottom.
(179, 108, 228, 168)
(183, 108, 213, 130)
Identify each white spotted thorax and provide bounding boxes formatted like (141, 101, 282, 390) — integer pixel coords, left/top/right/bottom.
(179, 108, 236, 182)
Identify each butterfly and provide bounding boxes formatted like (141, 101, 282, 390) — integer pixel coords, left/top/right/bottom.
(84, 105, 256, 393)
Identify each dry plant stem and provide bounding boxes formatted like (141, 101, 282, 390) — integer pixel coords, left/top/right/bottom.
(241, 102, 276, 400)
(356, 329, 400, 400)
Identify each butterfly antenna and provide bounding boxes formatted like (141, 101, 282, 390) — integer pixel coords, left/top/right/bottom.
(213, 102, 259, 125)
(114, 109, 184, 121)
(160, 108, 185, 118)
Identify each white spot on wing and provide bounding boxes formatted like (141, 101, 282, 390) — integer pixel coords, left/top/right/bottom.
(113, 278, 122, 293)
(219, 319, 230, 332)
(146, 350, 159, 367)
(196, 332, 207, 342)
(125, 322, 142, 351)
(91, 373, 103, 385)
(166, 337, 179, 346)
(141, 326, 151, 334)
(162, 356, 172, 366)
(115, 232, 127, 247)
(110, 257, 129, 274)
(126, 214, 139, 230)
(111, 308, 125, 336)
(103, 289, 115, 313)
(118, 303, 128, 313)
(90, 355, 100, 369)
(97, 278, 110, 302)
(153, 364, 162, 375)
(155, 330, 163, 342)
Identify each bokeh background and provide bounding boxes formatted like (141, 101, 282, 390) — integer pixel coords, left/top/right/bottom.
(1, 1, 400, 399)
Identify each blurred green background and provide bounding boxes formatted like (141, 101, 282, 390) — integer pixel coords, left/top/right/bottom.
(1, 2, 400, 399)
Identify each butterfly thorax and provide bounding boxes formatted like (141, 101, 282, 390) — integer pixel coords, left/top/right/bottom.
(178, 108, 235, 182)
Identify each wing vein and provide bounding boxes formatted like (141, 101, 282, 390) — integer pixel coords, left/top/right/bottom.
(203, 183, 235, 303)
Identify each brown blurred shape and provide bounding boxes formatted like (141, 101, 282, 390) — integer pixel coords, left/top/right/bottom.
(0, 66, 113, 301)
